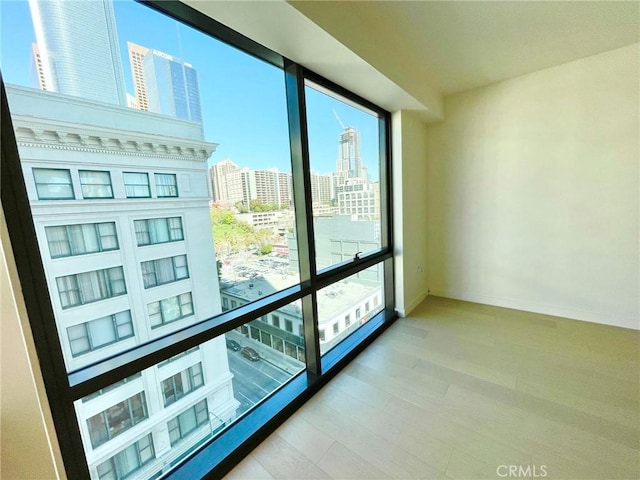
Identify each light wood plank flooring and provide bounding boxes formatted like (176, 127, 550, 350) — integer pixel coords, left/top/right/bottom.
(225, 296, 640, 480)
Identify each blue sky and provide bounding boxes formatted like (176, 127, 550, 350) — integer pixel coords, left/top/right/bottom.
(0, 0, 380, 178)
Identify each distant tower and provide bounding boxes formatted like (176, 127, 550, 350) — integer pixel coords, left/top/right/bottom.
(127, 42, 150, 111)
(337, 126, 364, 180)
(31, 43, 48, 90)
(28, 0, 127, 106)
(130, 44, 202, 123)
(210, 158, 239, 204)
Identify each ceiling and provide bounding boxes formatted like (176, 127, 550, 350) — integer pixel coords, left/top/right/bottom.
(185, 1, 639, 120)
(290, 1, 640, 95)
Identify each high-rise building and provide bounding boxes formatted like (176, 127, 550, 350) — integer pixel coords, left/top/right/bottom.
(209, 158, 240, 204)
(28, 0, 127, 106)
(212, 161, 292, 209)
(30, 43, 48, 90)
(335, 179, 379, 220)
(127, 42, 203, 123)
(127, 42, 150, 111)
(336, 126, 367, 181)
(7, 84, 235, 479)
(277, 171, 293, 209)
(310, 171, 333, 205)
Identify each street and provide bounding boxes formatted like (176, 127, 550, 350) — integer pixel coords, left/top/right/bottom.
(227, 349, 292, 415)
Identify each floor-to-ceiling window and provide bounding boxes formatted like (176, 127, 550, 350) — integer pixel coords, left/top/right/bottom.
(0, 1, 394, 478)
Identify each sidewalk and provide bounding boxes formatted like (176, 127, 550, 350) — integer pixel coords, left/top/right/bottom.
(225, 330, 304, 375)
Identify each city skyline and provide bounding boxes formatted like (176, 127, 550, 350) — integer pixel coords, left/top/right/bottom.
(0, 0, 380, 176)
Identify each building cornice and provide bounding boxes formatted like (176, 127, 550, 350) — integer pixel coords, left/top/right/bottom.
(13, 117, 216, 162)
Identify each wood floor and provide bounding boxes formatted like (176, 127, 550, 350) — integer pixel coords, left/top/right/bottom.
(225, 296, 640, 480)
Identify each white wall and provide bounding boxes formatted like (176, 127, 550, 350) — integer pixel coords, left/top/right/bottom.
(393, 110, 430, 317)
(1, 208, 65, 479)
(426, 44, 640, 329)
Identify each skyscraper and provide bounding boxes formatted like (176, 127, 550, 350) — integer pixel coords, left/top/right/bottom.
(28, 0, 127, 106)
(30, 43, 48, 91)
(336, 126, 367, 181)
(127, 41, 150, 111)
(209, 158, 240, 204)
(128, 42, 203, 123)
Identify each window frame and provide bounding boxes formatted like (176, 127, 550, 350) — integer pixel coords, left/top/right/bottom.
(45, 221, 119, 258)
(148, 292, 195, 328)
(154, 173, 178, 198)
(134, 216, 184, 246)
(0, 1, 395, 479)
(67, 310, 135, 357)
(56, 266, 127, 308)
(167, 399, 209, 447)
(161, 362, 204, 406)
(86, 391, 148, 448)
(140, 254, 189, 289)
(33, 167, 75, 200)
(123, 171, 151, 198)
(96, 433, 156, 480)
(78, 169, 114, 199)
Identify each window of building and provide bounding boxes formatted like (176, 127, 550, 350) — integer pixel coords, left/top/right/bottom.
(161, 363, 204, 406)
(96, 434, 155, 479)
(155, 173, 178, 197)
(167, 399, 209, 446)
(87, 392, 148, 448)
(67, 310, 134, 357)
(148, 292, 194, 328)
(33, 168, 74, 200)
(45, 222, 118, 258)
(56, 266, 126, 308)
(123, 172, 151, 198)
(134, 217, 184, 246)
(1, 0, 393, 478)
(79, 170, 113, 199)
(141, 255, 189, 288)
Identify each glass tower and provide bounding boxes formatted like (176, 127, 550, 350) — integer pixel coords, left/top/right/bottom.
(28, 0, 127, 106)
(142, 48, 203, 123)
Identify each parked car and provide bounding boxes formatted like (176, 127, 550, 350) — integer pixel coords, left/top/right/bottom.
(241, 346, 260, 361)
(226, 339, 241, 351)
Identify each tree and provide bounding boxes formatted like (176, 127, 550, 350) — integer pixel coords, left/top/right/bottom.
(259, 244, 272, 255)
(210, 207, 278, 256)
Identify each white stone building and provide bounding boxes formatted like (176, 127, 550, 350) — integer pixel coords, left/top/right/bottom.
(7, 85, 238, 480)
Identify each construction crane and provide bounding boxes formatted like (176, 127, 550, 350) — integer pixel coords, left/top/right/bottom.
(332, 108, 346, 130)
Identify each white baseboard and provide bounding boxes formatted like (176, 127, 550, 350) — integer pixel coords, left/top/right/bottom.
(397, 289, 430, 318)
(429, 289, 639, 330)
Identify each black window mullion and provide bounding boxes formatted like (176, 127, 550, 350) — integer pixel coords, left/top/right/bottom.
(67, 283, 309, 397)
(284, 59, 321, 378)
(379, 111, 396, 316)
(379, 114, 393, 250)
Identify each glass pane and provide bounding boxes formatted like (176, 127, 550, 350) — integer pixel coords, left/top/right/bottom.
(1, 0, 300, 370)
(304, 82, 382, 272)
(74, 310, 303, 479)
(317, 264, 384, 355)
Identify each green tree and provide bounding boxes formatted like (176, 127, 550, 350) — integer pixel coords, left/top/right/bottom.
(259, 244, 273, 255)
